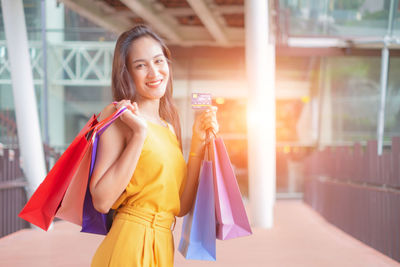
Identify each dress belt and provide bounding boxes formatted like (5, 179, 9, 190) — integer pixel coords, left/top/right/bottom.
(116, 205, 176, 231)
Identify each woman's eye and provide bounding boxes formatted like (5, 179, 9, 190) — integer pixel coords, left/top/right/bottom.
(155, 58, 164, 64)
(135, 64, 145, 69)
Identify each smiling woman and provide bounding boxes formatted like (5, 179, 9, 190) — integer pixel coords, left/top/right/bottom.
(109, 26, 181, 144)
(88, 25, 219, 267)
(128, 37, 170, 102)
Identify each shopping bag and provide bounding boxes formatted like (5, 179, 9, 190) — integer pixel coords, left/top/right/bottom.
(80, 107, 126, 235)
(210, 137, 252, 240)
(54, 142, 93, 225)
(178, 147, 216, 261)
(55, 106, 127, 227)
(18, 114, 98, 231)
(80, 132, 110, 235)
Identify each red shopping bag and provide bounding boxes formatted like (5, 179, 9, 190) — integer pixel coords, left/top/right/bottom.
(19, 114, 98, 231)
(210, 137, 252, 240)
(19, 106, 127, 231)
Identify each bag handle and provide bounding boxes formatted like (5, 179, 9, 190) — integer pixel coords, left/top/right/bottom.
(204, 129, 216, 161)
(85, 106, 127, 140)
(96, 107, 127, 135)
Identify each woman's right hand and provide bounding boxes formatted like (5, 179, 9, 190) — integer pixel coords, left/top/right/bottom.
(113, 100, 147, 136)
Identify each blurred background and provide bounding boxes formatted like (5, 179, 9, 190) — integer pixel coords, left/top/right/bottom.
(1, 0, 400, 262)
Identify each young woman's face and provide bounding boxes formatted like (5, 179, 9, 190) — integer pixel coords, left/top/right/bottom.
(128, 36, 170, 101)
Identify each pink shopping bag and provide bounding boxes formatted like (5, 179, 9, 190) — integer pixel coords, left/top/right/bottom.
(210, 137, 252, 240)
(55, 142, 93, 225)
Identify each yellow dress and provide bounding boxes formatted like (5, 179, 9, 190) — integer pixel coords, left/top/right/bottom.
(91, 120, 187, 267)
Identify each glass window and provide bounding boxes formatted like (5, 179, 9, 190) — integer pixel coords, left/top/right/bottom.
(326, 56, 381, 142)
(279, 0, 392, 38)
(64, 6, 117, 41)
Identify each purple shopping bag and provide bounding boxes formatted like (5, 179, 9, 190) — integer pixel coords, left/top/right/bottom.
(80, 133, 110, 235)
(211, 137, 252, 240)
(178, 146, 216, 261)
(81, 107, 126, 235)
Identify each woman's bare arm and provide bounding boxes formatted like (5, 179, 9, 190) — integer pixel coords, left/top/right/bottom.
(89, 103, 147, 213)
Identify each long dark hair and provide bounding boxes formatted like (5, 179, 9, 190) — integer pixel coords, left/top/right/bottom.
(111, 25, 182, 149)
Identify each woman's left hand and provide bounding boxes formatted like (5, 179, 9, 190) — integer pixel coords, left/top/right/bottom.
(192, 106, 219, 142)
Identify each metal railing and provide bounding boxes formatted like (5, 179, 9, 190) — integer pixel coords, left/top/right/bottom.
(0, 144, 61, 238)
(0, 110, 18, 145)
(0, 146, 29, 237)
(303, 137, 400, 262)
(0, 41, 115, 86)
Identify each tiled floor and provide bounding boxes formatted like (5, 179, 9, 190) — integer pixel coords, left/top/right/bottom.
(0, 200, 399, 267)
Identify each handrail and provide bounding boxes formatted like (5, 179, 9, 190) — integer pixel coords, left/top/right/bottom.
(0, 178, 27, 190)
(0, 111, 17, 136)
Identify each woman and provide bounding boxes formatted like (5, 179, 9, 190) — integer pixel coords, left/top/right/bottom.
(89, 25, 219, 267)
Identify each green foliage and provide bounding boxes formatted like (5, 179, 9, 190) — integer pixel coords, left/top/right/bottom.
(362, 10, 389, 20)
(330, 58, 371, 79)
(334, 0, 366, 10)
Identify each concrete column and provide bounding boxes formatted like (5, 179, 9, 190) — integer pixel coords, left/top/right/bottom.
(377, 47, 389, 155)
(2, 0, 46, 194)
(319, 59, 333, 147)
(46, 0, 65, 147)
(377, 0, 397, 155)
(245, 0, 276, 228)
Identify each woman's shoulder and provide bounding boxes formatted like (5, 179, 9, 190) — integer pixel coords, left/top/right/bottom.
(98, 103, 129, 140)
(98, 103, 116, 121)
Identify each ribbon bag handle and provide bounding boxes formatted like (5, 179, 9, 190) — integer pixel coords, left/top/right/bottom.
(85, 106, 127, 141)
(96, 106, 127, 134)
(205, 129, 216, 161)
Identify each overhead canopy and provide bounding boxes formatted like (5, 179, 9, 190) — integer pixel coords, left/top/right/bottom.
(59, 0, 400, 49)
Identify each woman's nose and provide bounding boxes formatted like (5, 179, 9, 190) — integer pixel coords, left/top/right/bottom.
(147, 63, 158, 78)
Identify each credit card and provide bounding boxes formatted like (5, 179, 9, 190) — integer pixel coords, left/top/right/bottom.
(192, 93, 212, 109)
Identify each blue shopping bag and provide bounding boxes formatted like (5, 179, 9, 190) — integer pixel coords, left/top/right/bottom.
(178, 155, 216, 261)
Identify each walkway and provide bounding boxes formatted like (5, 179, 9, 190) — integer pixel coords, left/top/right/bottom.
(0, 200, 398, 267)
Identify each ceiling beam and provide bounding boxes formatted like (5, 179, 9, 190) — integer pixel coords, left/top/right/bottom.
(186, 0, 229, 45)
(120, 0, 182, 43)
(211, 5, 244, 14)
(287, 37, 348, 48)
(60, 0, 132, 34)
(161, 6, 244, 16)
